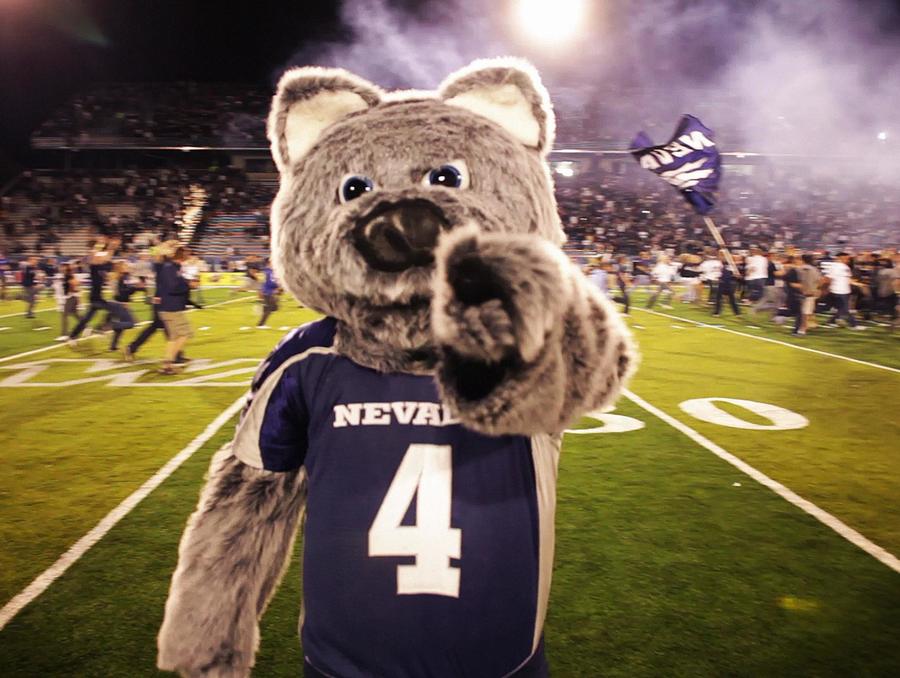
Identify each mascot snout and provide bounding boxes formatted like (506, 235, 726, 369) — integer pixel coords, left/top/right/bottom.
(352, 198, 450, 272)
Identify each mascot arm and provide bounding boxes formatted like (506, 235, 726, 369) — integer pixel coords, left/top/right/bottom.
(433, 226, 636, 436)
(158, 366, 310, 677)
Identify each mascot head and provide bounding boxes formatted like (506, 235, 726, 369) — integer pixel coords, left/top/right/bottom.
(267, 58, 561, 369)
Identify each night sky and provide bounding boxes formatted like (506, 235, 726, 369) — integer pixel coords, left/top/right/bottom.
(0, 0, 347, 168)
(2, 0, 900, 174)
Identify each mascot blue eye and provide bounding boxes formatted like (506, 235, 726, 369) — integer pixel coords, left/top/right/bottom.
(340, 175, 375, 203)
(427, 165, 465, 189)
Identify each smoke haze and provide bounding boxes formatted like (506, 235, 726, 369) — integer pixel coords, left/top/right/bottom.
(281, 0, 900, 176)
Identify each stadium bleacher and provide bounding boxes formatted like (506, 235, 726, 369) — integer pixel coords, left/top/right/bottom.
(196, 214, 269, 259)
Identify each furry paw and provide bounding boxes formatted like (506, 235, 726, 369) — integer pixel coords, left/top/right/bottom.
(439, 298, 516, 362)
(433, 225, 567, 363)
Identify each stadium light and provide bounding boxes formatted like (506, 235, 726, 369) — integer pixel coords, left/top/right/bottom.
(877, 131, 888, 141)
(513, 0, 587, 46)
(554, 161, 576, 177)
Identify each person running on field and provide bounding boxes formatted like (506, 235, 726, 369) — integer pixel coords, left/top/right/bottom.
(783, 255, 805, 335)
(825, 252, 864, 330)
(0, 250, 8, 301)
(699, 250, 722, 306)
(678, 253, 702, 304)
(60, 264, 81, 340)
(586, 260, 608, 296)
(68, 240, 116, 344)
(108, 261, 144, 352)
(41, 257, 58, 299)
(713, 251, 742, 317)
(54, 264, 79, 340)
(612, 255, 631, 314)
(798, 253, 821, 334)
(744, 246, 768, 303)
(157, 246, 195, 374)
(257, 260, 281, 328)
(125, 246, 184, 363)
(183, 249, 204, 309)
(232, 253, 261, 298)
(646, 255, 676, 309)
(21, 255, 39, 318)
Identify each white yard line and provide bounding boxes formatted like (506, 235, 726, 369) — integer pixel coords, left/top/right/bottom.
(633, 307, 899, 375)
(0, 393, 247, 631)
(0, 295, 253, 365)
(0, 307, 56, 320)
(622, 388, 900, 575)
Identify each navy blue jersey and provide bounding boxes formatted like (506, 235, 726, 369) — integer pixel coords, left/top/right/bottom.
(234, 319, 559, 678)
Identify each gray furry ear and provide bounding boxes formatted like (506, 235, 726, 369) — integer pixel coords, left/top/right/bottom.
(439, 57, 555, 156)
(268, 67, 384, 171)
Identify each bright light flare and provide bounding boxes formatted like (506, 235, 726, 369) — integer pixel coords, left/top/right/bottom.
(514, 0, 587, 46)
(877, 131, 888, 141)
(554, 161, 576, 177)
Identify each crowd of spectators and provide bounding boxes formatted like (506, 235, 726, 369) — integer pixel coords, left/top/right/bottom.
(33, 83, 269, 147)
(3, 158, 897, 266)
(35, 80, 855, 158)
(30, 82, 762, 150)
(556, 163, 899, 255)
(0, 168, 272, 258)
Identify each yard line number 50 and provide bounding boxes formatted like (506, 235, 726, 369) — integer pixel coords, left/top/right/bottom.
(566, 397, 808, 434)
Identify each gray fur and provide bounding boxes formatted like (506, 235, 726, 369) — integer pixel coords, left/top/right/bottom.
(158, 444, 306, 678)
(269, 97, 564, 377)
(432, 227, 635, 435)
(159, 58, 636, 676)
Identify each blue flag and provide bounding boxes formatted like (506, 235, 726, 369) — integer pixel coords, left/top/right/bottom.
(630, 114, 721, 214)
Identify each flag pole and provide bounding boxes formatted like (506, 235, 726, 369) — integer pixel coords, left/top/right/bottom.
(702, 215, 739, 275)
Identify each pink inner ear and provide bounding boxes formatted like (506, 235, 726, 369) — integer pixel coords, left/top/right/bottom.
(443, 84, 544, 151)
(270, 68, 384, 169)
(437, 59, 554, 154)
(278, 89, 373, 167)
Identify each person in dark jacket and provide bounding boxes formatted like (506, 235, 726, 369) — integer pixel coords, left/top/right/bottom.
(59, 264, 81, 337)
(713, 250, 742, 316)
(157, 246, 195, 374)
(68, 243, 115, 343)
(257, 260, 281, 327)
(0, 250, 8, 301)
(108, 261, 144, 351)
(125, 248, 187, 363)
(783, 255, 805, 335)
(21, 255, 39, 318)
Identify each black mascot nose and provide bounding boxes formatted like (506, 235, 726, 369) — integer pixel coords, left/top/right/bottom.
(353, 199, 449, 272)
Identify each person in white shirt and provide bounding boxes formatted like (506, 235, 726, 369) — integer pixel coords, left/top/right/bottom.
(745, 247, 768, 302)
(585, 262, 608, 299)
(678, 254, 703, 304)
(825, 252, 863, 329)
(182, 251, 204, 308)
(647, 256, 676, 309)
(753, 253, 784, 318)
(700, 253, 722, 303)
(699, 252, 723, 306)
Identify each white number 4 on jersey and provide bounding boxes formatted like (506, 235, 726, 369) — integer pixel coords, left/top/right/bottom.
(368, 444, 461, 597)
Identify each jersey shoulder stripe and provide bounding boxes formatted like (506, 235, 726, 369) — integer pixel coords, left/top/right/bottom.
(251, 317, 337, 392)
(233, 318, 337, 470)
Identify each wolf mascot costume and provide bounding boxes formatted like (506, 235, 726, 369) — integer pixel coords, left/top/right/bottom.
(158, 58, 635, 678)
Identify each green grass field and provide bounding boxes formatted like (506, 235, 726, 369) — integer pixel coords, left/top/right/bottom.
(0, 287, 897, 676)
